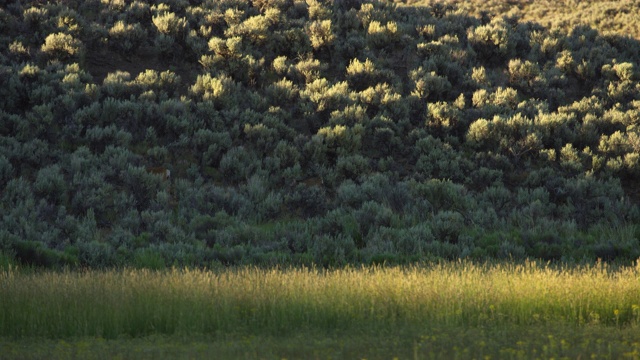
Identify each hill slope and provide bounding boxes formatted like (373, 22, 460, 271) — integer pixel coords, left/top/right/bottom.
(1, 0, 640, 268)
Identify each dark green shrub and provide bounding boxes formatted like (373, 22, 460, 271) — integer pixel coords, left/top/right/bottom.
(121, 164, 167, 211)
(193, 129, 232, 168)
(361, 229, 396, 260)
(133, 248, 166, 270)
(359, 173, 393, 203)
(422, 239, 462, 260)
(523, 230, 565, 261)
(219, 146, 259, 184)
(210, 244, 246, 266)
(355, 201, 394, 237)
(397, 223, 435, 256)
(0, 155, 13, 188)
(12, 239, 77, 268)
(190, 211, 233, 246)
(0, 249, 18, 271)
(311, 233, 357, 267)
(478, 185, 512, 217)
(243, 123, 279, 156)
(76, 240, 117, 268)
(336, 154, 369, 180)
(34, 164, 67, 204)
(410, 179, 470, 215)
(23, 7, 53, 42)
(430, 210, 466, 243)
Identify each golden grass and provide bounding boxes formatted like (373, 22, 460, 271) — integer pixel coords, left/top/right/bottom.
(1, 261, 640, 340)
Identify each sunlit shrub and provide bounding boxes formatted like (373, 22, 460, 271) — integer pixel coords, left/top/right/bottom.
(427, 101, 461, 133)
(307, 19, 335, 50)
(108, 20, 147, 53)
(367, 20, 401, 49)
(190, 73, 241, 109)
(229, 14, 268, 43)
(152, 11, 188, 37)
(40, 32, 83, 62)
(301, 78, 350, 112)
(265, 78, 299, 106)
(508, 58, 542, 90)
(307, 0, 331, 21)
(293, 56, 327, 84)
(315, 123, 362, 157)
(56, 8, 84, 37)
(408, 66, 453, 101)
(134, 69, 181, 97)
(351, 58, 399, 89)
(8, 41, 31, 62)
(101, 71, 134, 98)
(468, 19, 515, 64)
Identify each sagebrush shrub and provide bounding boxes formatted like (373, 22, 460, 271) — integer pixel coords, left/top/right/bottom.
(40, 32, 83, 61)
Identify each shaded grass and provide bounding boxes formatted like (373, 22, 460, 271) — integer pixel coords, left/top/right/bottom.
(1, 261, 640, 340)
(3, 325, 640, 359)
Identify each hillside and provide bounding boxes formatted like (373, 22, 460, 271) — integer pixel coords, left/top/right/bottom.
(399, 0, 640, 40)
(1, 0, 640, 268)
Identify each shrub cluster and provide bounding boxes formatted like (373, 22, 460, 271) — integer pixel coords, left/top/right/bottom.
(1, 0, 640, 268)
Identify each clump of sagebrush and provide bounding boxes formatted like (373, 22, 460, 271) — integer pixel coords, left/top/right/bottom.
(2, 0, 640, 269)
(404, 0, 640, 40)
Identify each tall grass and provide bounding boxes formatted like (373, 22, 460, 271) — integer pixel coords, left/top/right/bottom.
(1, 261, 640, 339)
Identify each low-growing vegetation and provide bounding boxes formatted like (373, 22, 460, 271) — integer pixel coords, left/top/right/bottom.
(4, 326, 640, 359)
(1, 262, 640, 358)
(401, 0, 640, 40)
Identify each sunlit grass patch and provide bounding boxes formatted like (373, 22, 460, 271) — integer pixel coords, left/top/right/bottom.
(1, 261, 640, 340)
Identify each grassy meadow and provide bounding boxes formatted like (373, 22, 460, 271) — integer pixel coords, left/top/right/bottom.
(2, 262, 640, 358)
